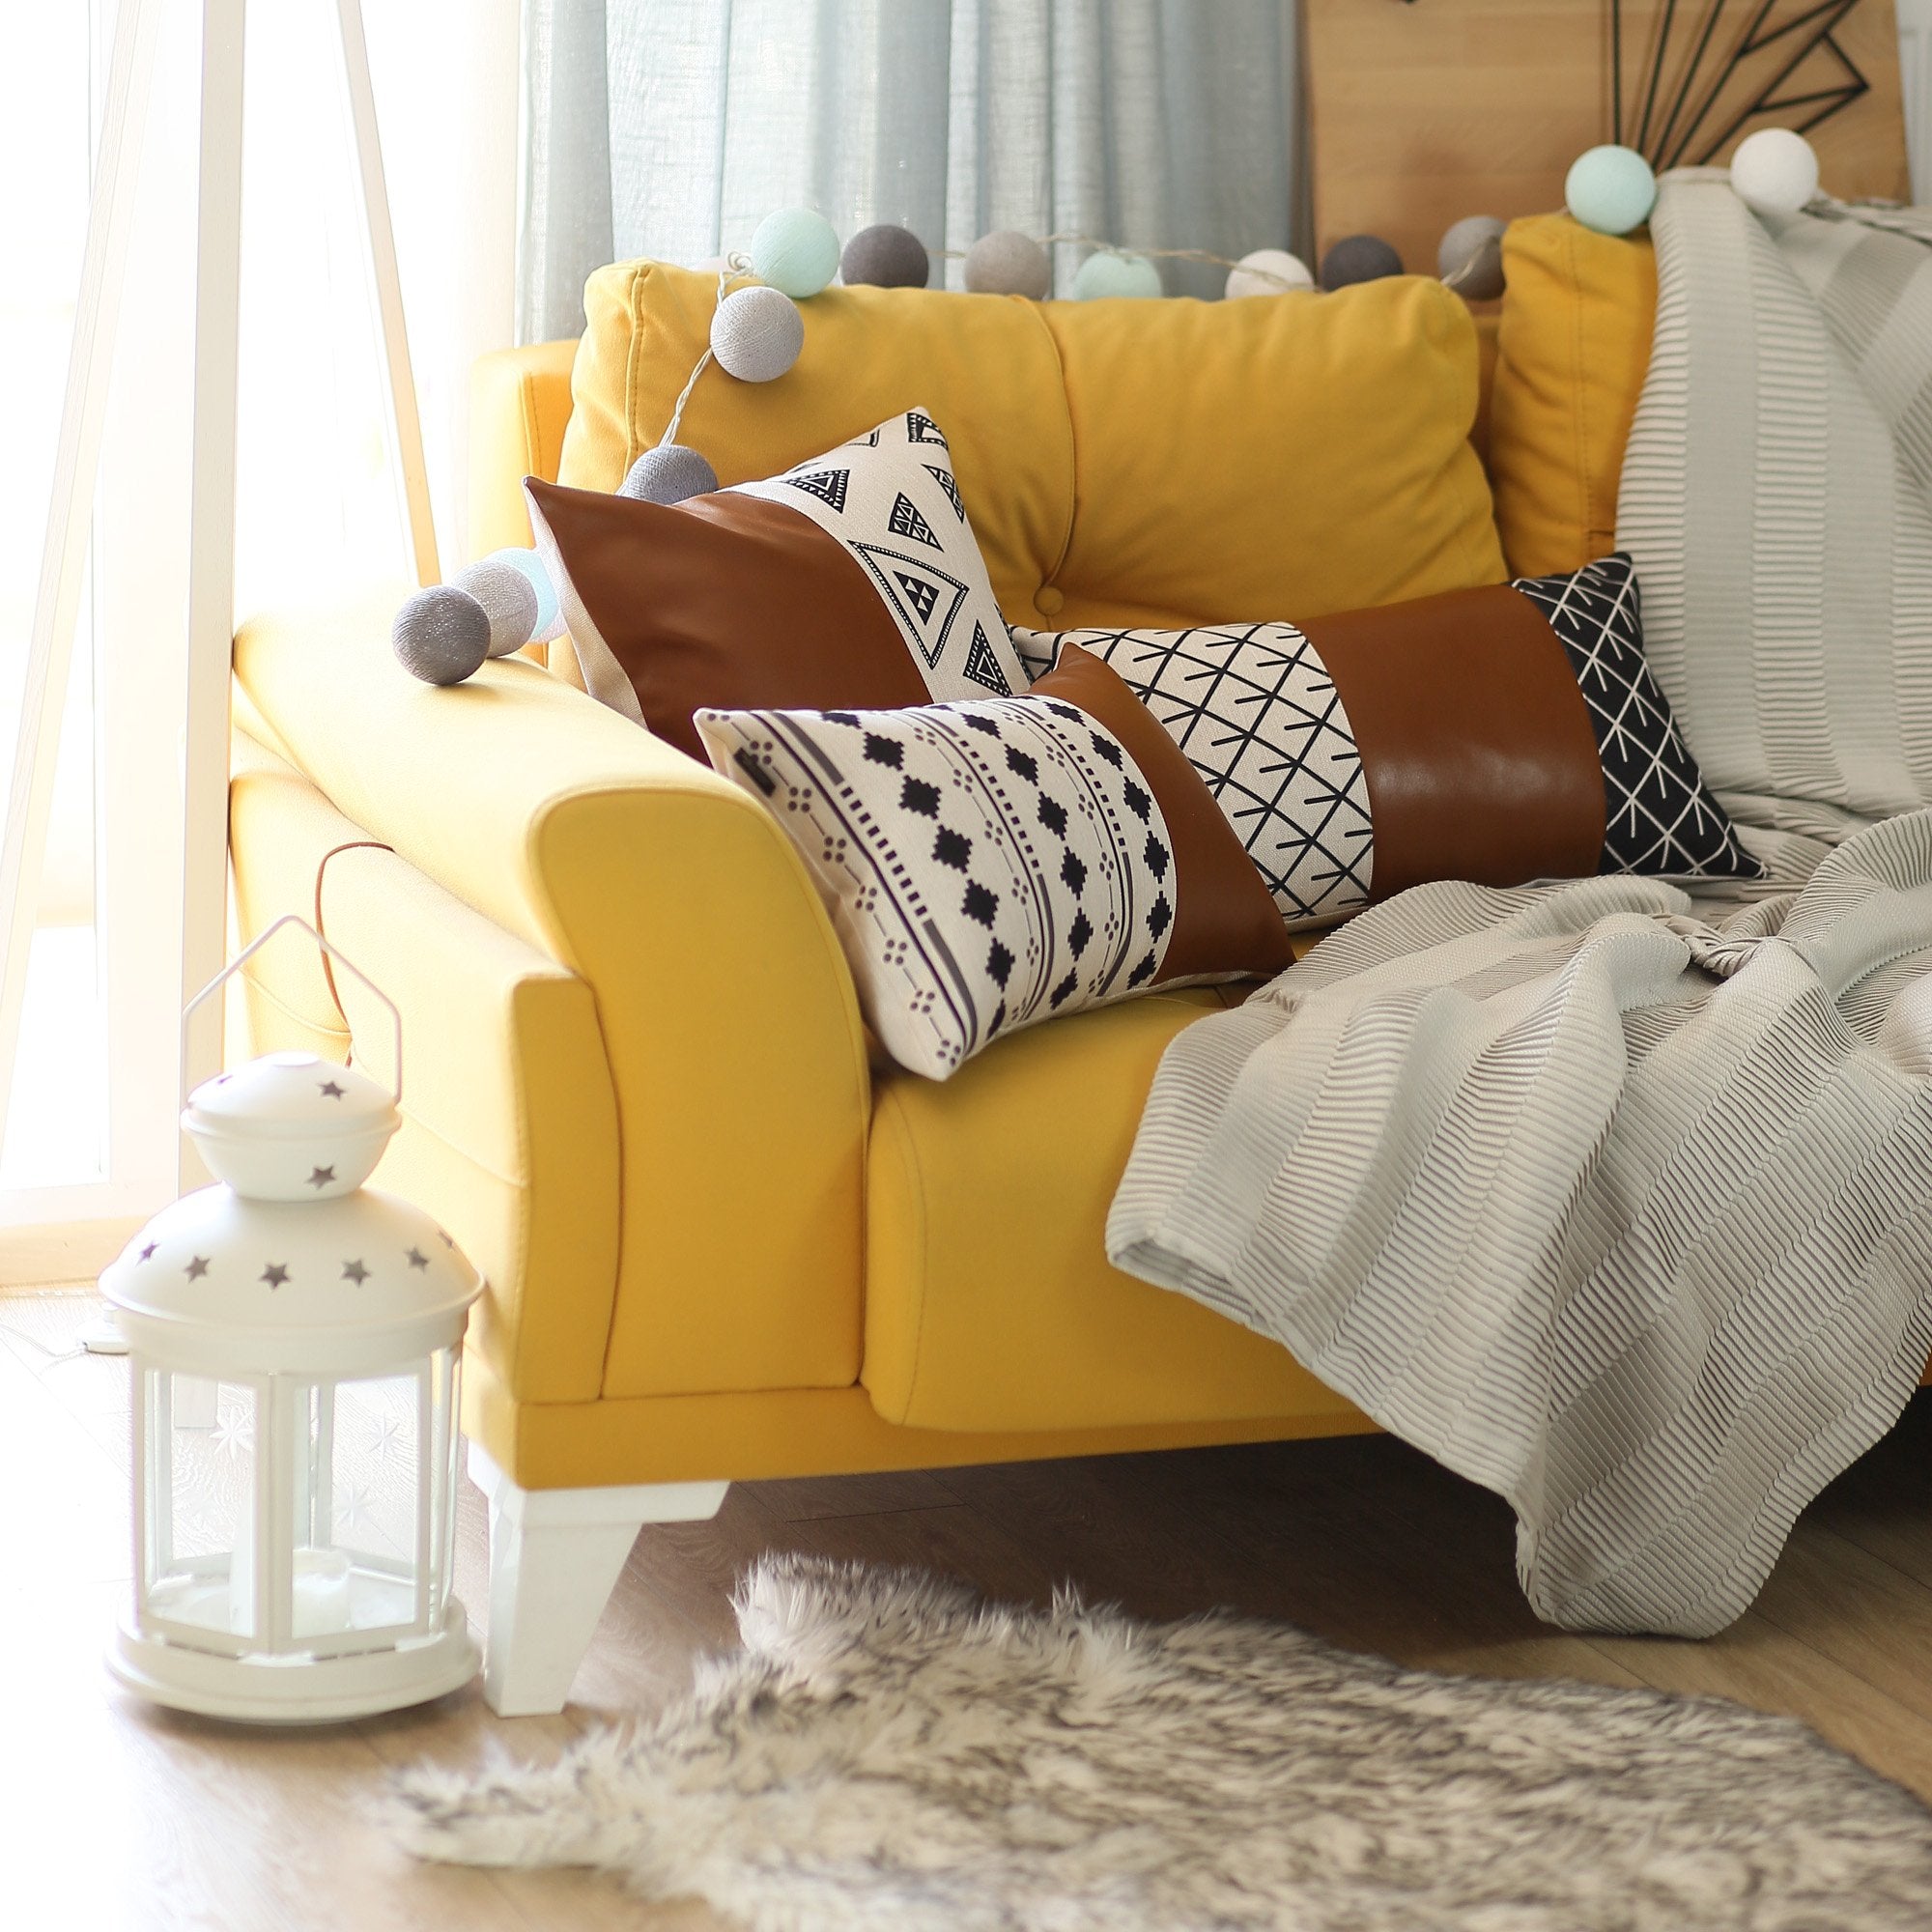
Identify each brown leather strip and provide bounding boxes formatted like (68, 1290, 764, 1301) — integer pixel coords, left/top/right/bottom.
(526, 479, 925, 761)
(1299, 584, 1605, 897)
(1035, 644, 1293, 983)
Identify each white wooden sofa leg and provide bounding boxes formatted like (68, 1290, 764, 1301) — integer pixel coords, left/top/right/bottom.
(468, 1443, 729, 1717)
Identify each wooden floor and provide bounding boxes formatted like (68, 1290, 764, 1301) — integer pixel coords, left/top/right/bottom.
(11, 1284, 1932, 1929)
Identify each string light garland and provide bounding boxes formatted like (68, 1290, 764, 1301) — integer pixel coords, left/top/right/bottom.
(398, 143, 1825, 687)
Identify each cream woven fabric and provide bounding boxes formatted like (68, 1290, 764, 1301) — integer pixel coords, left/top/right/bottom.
(1111, 178, 1932, 1636)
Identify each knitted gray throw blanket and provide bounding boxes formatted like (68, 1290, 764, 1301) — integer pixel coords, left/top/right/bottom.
(1110, 177, 1932, 1636)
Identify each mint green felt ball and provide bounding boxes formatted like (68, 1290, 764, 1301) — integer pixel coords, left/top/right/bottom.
(1564, 145, 1657, 237)
(1072, 250, 1162, 300)
(750, 208, 840, 298)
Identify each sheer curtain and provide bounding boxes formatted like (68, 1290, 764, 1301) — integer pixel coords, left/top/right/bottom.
(519, 0, 1305, 342)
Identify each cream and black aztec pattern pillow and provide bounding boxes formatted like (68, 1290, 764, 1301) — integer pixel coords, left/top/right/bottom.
(697, 645, 1292, 1079)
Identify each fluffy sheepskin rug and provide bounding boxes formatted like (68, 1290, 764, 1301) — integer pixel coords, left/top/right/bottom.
(392, 1553, 1932, 1930)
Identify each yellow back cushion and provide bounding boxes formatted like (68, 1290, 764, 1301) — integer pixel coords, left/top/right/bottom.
(1488, 214, 1658, 580)
(558, 261, 1506, 632)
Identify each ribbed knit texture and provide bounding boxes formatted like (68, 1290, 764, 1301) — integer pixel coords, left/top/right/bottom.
(1110, 179, 1932, 1636)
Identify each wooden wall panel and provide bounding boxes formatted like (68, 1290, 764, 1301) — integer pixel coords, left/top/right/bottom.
(1305, 0, 1911, 278)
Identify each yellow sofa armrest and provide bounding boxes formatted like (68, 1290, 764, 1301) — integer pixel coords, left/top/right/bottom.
(468, 339, 579, 560)
(233, 584, 871, 1402)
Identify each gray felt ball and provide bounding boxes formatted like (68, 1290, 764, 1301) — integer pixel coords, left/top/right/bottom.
(840, 223, 930, 289)
(711, 284, 804, 382)
(620, 443, 721, 505)
(392, 585, 491, 685)
(1320, 234, 1405, 291)
(963, 229, 1052, 300)
(453, 556, 541, 658)
(1437, 215, 1507, 301)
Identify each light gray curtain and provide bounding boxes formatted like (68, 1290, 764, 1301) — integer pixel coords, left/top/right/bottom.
(518, 0, 1305, 342)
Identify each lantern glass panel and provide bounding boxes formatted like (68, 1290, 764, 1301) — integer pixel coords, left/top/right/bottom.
(425, 1348, 460, 1612)
(143, 1371, 262, 1643)
(283, 1371, 427, 1648)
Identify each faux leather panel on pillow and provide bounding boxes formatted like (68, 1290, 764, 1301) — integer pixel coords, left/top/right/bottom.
(526, 480, 925, 757)
(1299, 583, 1605, 897)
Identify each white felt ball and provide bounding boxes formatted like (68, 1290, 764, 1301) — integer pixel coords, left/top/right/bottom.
(619, 442, 721, 505)
(453, 556, 541, 658)
(963, 230, 1052, 299)
(392, 585, 490, 685)
(749, 207, 839, 298)
(1224, 248, 1314, 298)
(711, 285, 804, 382)
(1730, 128, 1820, 215)
(1436, 215, 1508, 300)
(1073, 250, 1162, 300)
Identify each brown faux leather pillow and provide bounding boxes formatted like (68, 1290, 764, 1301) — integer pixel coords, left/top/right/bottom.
(526, 408, 1027, 761)
(695, 645, 1292, 1079)
(1012, 553, 1760, 928)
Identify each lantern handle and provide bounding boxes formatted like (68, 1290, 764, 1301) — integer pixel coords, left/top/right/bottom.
(181, 914, 403, 1107)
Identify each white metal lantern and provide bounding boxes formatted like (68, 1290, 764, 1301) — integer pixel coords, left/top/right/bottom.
(100, 917, 482, 1722)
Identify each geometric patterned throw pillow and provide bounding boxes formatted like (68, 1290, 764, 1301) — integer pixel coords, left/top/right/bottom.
(1013, 553, 1757, 928)
(526, 409, 1027, 761)
(1011, 621, 1375, 925)
(696, 645, 1293, 1079)
(1509, 553, 1757, 879)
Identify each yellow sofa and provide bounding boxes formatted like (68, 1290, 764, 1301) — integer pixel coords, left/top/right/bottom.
(229, 218, 1653, 1713)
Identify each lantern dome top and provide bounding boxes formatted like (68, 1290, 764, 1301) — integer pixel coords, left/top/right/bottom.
(187, 1050, 394, 1138)
(100, 1185, 480, 1372)
(184, 1052, 400, 1201)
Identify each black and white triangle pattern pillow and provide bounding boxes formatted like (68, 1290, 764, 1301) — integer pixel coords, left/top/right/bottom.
(1012, 622, 1374, 925)
(1511, 553, 1756, 879)
(696, 696, 1177, 1079)
(1015, 553, 1757, 922)
(731, 409, 1025, 701)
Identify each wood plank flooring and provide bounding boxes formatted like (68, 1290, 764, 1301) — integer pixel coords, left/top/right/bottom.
(9, 1283, 1932, 1929)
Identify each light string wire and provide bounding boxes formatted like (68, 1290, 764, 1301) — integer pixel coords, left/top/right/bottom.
(651, 232, 1491, 455)
(659, 259, 750, 448)
(934, 232, 1314, 292)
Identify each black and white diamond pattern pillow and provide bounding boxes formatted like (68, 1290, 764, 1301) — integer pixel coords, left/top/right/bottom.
(1011, 622, 1375, 925)
(696, 696, 1177, 1079)
(732, 409, 1025, 701)
(1512, 553, 1757, 879)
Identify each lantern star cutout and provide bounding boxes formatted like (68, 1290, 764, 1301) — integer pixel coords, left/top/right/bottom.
(319, 1080, 346, 1099)
(307, 1165, 337, 1190)
(185, 1256, 210, 1280)
(406, 1247, 429, 1270)
(261, 1263, 290, 1290)
(139, 1241, 158, 1263)
(342, 1259, 370, 1285)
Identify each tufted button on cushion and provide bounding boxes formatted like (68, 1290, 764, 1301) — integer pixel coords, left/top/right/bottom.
(1034, 586, 1065, 618)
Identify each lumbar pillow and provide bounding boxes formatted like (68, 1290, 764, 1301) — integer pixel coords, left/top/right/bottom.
(696, 644, 1293, 1079)
(527, 408, 1026, 761)
(1012, 553, 1759, 927)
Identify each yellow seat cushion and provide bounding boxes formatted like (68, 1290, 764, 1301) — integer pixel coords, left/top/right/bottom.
(1488, 214, 1658, 579)
(864, 985, 1364, 1435)
(560, 262, 1506, 637)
